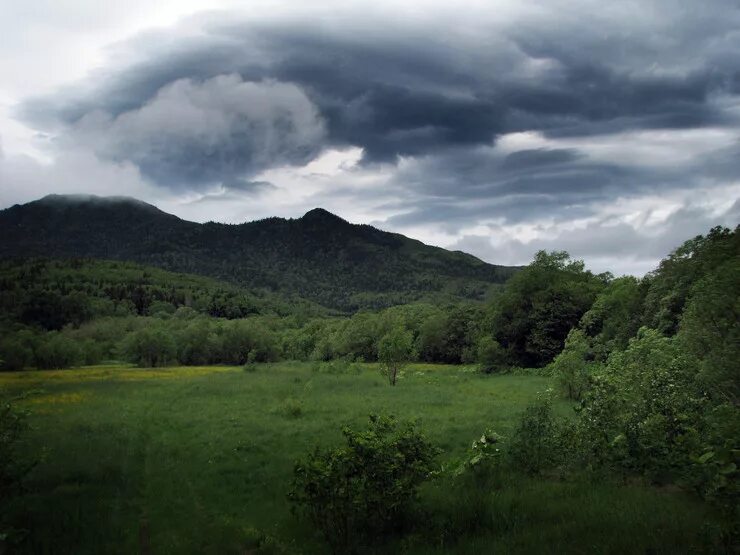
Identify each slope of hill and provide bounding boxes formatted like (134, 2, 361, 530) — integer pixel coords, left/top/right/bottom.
(0, 194, 518, 311)
(0, 258, 328, 330)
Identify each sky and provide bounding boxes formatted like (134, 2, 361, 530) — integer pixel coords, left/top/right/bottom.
(0, 0, 738, 275)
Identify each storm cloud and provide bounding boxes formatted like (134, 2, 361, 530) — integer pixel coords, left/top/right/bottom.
(19, 2, 740, 187)
(2, 0, 739, 274)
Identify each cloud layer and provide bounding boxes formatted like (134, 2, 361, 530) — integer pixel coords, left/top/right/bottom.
(2, 0, 739, 274)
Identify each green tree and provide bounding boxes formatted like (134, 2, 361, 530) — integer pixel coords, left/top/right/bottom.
(0, 332, 36, 371)
(121, 326, 176, 367)
(509, 394, 567, 474)
(678, 258, 740, 404)
(34, 332, 82, 369)
(579, 276, 644, 360)
(641, 226, 739, 335)
(476, 336, 507, 373)
(176, 319, 217, 365)
(378, 326, 414, 386)
(576, 329, 706, 481)
(550, 329, 594, 400)
(487, 250, 605, 367)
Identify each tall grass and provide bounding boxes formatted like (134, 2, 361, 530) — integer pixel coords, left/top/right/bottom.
(0, 363, 720, 554)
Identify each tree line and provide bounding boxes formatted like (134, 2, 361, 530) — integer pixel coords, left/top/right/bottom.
(0, 227, 737, 378)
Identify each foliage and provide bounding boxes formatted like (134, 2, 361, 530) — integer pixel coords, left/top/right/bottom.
(34, 332, 82, 370)
(641, 225, 739, 335)
(120, 326, 177, 367)
(0, 363, 725, 553)
(578, 276, 645, 360)
(416, 305, 484, 364)
(378, 326, 415, 385)
(575, 330, 710, 479)
(0, 333, 35, 371)
(0, 258, 325, 330)
(677, 257, 740, 405)
(550, 329, 594, 400)
(509, 393, 568, 475)
(287, 414, 438, 552)
(486, 250, 606, 368)
(475, 336, 507, 373)
(0, 197, 517, 312)
(454, 429, 505, 487)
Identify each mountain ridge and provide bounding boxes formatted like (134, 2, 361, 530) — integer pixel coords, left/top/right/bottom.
(0, 194, 519, 311)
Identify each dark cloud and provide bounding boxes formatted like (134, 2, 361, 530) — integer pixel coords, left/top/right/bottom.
(17, 3, 740, 190)
(64, 74, 325, 188)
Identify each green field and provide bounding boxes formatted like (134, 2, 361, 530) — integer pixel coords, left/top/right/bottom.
(1, 364, 719, 554)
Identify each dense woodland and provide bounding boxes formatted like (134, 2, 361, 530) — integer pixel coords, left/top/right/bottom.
(0, 195, 517, 311)
(0, 213, 738, 550)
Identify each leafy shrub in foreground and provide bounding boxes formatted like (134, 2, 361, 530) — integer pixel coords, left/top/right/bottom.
(576, 329, 706, 482)
(287, 414, 438, 553)
(509, 393, 568, 475)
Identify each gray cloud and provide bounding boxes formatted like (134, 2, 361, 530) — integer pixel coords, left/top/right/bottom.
(66, 74, 325, 188)
(3, 1, 739, 276)
(18, 2, 740, 190)
(451, 200, 740, 275)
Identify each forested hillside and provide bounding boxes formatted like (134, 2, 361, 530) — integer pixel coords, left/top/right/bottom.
(0, 258, 327, 328)
(0, 195, 517, 311)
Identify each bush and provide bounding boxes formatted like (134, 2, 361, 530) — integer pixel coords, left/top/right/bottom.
(120, 327, 177, 367)
(0, 335, 34, 371)
(288, 414, 438, 552)
(550, 329, 594, 400)
(280, 398, 303, 419)
(34, 332, 82, 369)
(572, 329, 725, 486)
(476, 336, 507, 374)
(509, 394, 567, 475)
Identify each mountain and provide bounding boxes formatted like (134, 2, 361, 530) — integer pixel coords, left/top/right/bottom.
(0, 194, 518, 311)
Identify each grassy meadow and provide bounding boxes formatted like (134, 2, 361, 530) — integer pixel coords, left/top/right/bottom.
(1, 363, 721, 554)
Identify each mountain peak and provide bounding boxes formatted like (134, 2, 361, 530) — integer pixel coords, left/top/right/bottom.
(0, 195, 518, 311)
(300, 207, 347, 224)
(36, 194, 160, 211)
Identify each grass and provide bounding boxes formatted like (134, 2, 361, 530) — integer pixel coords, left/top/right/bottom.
(1, 363, 721, 554)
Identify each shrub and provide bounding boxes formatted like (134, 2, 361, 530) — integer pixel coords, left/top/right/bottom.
(288, 414, 438, 552)
(280, 398, 303, 419)
(0, 335, 34, 371)
(509, 394, 567, 475)
(455, 429, 504, 480)
(120, 327, 177, 367)
(550, 329, 594, 400)
(476, 337, 507, 374)
(34, 332, 82, 369)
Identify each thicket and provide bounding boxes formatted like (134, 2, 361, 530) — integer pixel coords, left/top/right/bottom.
(288, 414, 438, 553)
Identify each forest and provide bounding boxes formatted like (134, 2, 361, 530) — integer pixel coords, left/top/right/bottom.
(0, 224, 738, 553)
